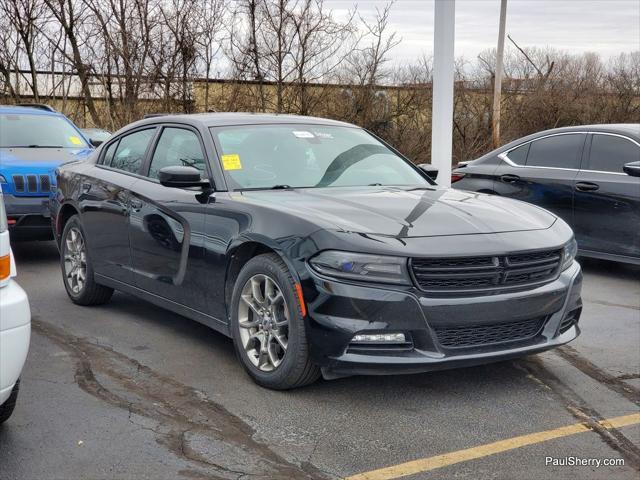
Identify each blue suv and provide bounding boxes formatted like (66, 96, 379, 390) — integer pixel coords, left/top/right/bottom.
(0, 105, 94, 240)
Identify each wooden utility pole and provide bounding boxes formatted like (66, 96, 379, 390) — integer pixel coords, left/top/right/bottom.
(492, 0, 508, 148)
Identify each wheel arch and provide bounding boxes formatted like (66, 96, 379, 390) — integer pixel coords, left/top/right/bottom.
(56, 202, 81, 241)
(224, 238, 302, 321)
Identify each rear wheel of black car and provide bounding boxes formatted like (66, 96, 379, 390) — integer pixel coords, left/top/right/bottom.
(60, 215, 113, 306)
(230, 253, 320, 390)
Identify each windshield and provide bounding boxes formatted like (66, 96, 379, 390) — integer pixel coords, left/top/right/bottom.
(0, 114, 89, 148)
(210, 124, 430, 190)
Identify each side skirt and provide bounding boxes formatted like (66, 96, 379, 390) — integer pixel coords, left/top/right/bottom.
(94, 273, 231, 337)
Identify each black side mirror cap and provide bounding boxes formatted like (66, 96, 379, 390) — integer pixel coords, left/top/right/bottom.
(89, 138, 104, 147)
(417, 163, 439, 181)
(623, 161, 640, 177)
(158, 166, 210, 188)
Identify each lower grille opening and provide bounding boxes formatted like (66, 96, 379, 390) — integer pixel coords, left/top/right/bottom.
(559, 307, 582, 334)
(434, 317, 547, 349)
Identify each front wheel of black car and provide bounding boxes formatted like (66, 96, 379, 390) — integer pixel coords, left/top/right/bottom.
(60, 215, 113, 306)
(231, 253, 320, 390)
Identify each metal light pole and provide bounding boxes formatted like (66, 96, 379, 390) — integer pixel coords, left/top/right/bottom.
(492, 0, 508, 148)
(431, 0, 456, 188)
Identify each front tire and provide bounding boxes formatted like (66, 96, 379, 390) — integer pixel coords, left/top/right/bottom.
(0, 380, 20, 424)
(60, 215, 113, 306)
(230, 253, 320, 390)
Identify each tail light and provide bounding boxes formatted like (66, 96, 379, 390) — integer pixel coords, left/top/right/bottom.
(451, 173, 465, 183)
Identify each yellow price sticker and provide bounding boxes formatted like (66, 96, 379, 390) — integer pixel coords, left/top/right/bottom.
(69, 136, 83, 145)
(221, 154, 242, 171)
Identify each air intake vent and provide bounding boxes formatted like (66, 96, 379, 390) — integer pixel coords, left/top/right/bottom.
(13, 175, 25, 192)
(434, 317, 547, 349)
(26, 174, 38, 192)
(40, 174, 51, 192)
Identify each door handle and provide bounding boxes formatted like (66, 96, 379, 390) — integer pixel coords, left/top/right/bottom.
(575, 182, 599, 192)
(500, 174, 520, 183)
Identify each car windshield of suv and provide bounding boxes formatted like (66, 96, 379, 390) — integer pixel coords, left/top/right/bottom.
(211, 125, 431, 190)
(0, 114, 88, 148)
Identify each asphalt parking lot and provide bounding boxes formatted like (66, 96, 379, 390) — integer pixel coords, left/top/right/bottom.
(1, 241, 638, 480)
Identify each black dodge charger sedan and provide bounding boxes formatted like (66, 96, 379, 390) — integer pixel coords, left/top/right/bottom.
(51, 113, 582, 389)
(452, 124, 640, 265)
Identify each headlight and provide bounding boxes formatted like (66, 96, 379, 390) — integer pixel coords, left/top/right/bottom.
(309, 250, 411, 285)
(561, 238, 578, 271)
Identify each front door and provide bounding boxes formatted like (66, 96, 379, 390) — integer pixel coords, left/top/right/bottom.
(573, 133, 640, 258)
(128, 126, 210, 311)
(81, 128, 156, 285)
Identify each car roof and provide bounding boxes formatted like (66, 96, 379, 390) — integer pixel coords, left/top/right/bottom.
(125, 112, 357, 131)
(0, 105, 63, 116)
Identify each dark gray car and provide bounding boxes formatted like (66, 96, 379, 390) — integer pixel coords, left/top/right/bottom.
(452, 124, 640, 265)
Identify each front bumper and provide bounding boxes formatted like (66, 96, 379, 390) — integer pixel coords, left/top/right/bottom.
(304, 261, 582, 378)
(3, 194, 53, 240)
(0, 279, 31, 405)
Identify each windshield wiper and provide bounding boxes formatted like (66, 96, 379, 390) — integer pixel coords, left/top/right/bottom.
(237, 184, 294, 191)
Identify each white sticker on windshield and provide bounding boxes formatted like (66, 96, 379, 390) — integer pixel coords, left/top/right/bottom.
(292, 130, 315, 138)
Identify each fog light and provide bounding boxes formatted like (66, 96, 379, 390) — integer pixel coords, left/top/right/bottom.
(352, 333, 406, 343)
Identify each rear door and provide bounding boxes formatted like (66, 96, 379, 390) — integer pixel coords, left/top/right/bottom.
(573, 133, 640, 259)
(81, 127, 156, 285)
(128, 125, 210, 311)
(493, 133, 585, 225)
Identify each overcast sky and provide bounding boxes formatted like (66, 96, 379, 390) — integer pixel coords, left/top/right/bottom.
(325, 0, 640, 63)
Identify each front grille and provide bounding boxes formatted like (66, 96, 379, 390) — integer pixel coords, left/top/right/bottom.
(10, 173, 51, 196)
(411, 249, 562, 294)
(434, 317, 547, 349)
(13, 175, 25, 192)
(40, 174, 50, 192)
(27, 174, 38, 192)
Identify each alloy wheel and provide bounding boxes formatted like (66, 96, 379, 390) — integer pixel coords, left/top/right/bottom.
(64, 227, 87, 294)
(238, 274, 290, 372)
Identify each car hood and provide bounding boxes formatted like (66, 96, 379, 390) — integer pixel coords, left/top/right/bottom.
(239, 186, 557, 238)
(0, 147, 92, 173)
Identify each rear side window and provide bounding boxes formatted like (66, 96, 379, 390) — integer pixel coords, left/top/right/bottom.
(102, 141, 118, 166)
(506, 143, 529, 165)
(148, 128, 206, 179)
(110, 129, 155, 174)
(525, 134, 584, 169)
(587, 134, 640, 173)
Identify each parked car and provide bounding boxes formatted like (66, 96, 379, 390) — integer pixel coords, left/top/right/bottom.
(0, 105, 94, 240)
(81, 128, 112, 146)
(51, 113, 582, 389)
(0, 188, 31, 423)
(452, 124, 640, 264)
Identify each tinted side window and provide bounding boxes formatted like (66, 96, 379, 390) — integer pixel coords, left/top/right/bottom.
(525, 134, 583, 169)
(102, 140, 118, 166)
(506, 143, 529, 165)
(148, 128, 206, 179)
(587, 134, 640, 173)
(111, 129, 155, 174)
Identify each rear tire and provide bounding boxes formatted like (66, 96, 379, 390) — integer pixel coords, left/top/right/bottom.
(0, 380, 20, 424)
(60, 215, 113, 306)
(230, 253, 320, 390)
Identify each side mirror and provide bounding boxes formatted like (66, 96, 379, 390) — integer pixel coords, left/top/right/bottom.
(89, 138, 104, 147)
(158, 166, 209, 188)
(623, 161, 640, 177)
(417, 163, 439, 181)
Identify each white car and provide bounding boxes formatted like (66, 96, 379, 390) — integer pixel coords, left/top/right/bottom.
(0, 189, 31, 424)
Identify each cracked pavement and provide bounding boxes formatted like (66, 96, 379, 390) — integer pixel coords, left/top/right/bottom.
(0, 242, 638, 480)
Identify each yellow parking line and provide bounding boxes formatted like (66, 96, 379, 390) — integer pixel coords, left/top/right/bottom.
(345, 413, 640, 480)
